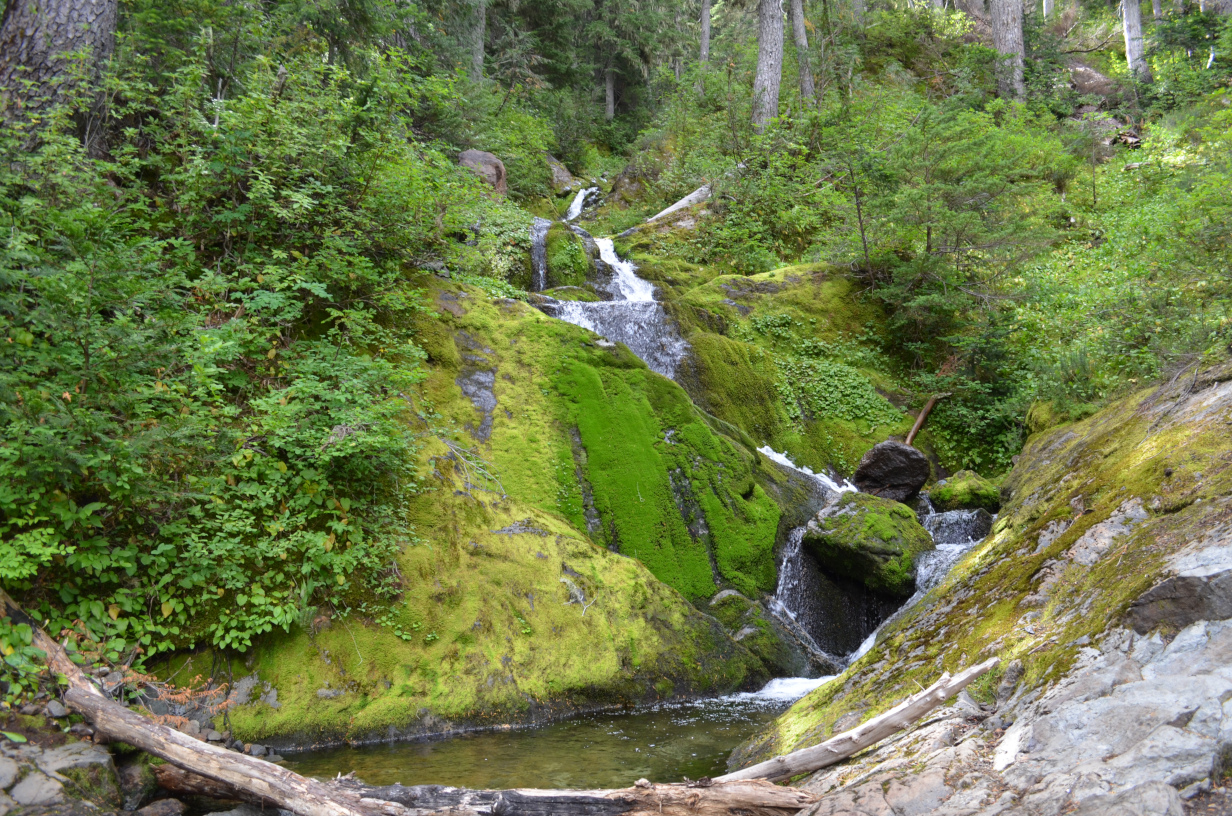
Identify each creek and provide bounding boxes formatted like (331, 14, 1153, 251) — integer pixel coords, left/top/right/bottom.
(283, 678, 831, 790)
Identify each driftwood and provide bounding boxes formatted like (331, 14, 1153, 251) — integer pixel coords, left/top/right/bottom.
(156, 766, 819, 816)
(716, 658, 1000, 783)
(1, 587, 995, 814)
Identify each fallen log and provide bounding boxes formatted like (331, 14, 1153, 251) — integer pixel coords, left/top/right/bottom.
(716, 657, 1000, 783)
(904, 392, 950, 447)
(157, 767, 819, 816)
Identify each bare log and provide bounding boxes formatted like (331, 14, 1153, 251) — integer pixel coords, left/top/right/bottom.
(904, 392, 950, 447)
(644, 184, 712, 225)
(716, 658, 1000, 783)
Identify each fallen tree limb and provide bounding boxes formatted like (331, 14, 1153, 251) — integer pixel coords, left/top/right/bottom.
(716, 657, 999, 783)
(644, 184, 712, 225)
(905, 392, 950, 447)
(5, 585, 817, 816)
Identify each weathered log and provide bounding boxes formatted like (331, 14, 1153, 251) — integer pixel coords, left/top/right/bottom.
(904, 392, 950, 447)
(716, 658, 1000, 783)
(155, 765, 817, 816)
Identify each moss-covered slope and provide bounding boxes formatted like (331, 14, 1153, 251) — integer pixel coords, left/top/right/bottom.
(223, 277, 805, 745)
(731, 362, 1232, 769)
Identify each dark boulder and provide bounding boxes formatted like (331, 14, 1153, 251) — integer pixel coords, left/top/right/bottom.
(852, 441, 931, 501)
(1126, 570, 1232, 634)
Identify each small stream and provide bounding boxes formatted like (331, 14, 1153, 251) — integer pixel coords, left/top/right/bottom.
(283, 678, 831, 790)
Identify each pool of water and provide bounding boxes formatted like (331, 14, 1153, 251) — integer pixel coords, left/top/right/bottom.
(283, 677, 831, 791)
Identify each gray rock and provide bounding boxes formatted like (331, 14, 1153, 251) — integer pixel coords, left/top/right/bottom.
(546, 154, 576, 194)
(137, 798, 187, 816)
(0, 790, 14, 816)
(206, 730, 225, 742)
(1068, 781, 1184, 815)
(316, 688, 343, 699)
(247, 744, 267, 757)
(9, 771, 63, 806)
(852, 441, 931, 501)
(458, 150, 507, 196)
(228, 675, 260, 706)
(0, 757, 16, 790)
(43, 701, 68, 719)
(38, 741, 115, 776)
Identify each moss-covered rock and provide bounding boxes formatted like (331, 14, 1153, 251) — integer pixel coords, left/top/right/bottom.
(929, 470, 1000, 512)
(708, 590, 821, 677)
(802, 492, 934, 597)
(730, 363, 1232, 774)
(544, 222, 591, 288)
(211, 277, 786, 746)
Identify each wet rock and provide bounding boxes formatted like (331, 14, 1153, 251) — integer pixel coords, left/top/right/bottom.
(929, 470, 1000, 512)
(136, 798, 186, 816)
(803, 492, 935, 597)
(458, 150, 507, 196)
(43, 701, 68, 719)
(852, 441, 931, 501)
(247, 744, 267, 757)
(708, 591, 834, 676)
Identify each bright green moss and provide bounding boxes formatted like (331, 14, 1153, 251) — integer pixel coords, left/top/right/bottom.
(544, 223, 591, 288)
(803, 492, 933, 597)
(930, 470, 1001, 512)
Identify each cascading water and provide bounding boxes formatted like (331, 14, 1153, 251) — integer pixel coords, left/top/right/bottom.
(761, 447, 994, 666)
(564, 186, 599, 221)
(848, 503, 993, 661)
(540, 238, 689, 380)
(529, 217, 552, 292)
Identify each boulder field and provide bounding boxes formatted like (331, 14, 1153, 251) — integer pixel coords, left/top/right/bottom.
(729, 361, 1232, 814)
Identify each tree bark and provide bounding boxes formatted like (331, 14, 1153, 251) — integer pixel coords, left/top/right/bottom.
(700, 0, 711, 62)
(0, 0, 118, 118)
(1151, 0, 1162, 19)
(788, 0, 816, 104)
(717, 659, 1000, 783)
(751, 0, 784, 131)
(467, 0, 485, 81)
(1122, 0, 1151, 80)
(605, 64, 615, 120)
(990, 0, 1025, 99)
(1042, 0, 1054, 18)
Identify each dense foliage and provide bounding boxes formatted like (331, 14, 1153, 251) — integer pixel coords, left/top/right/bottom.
(2, 0, 1231, 701)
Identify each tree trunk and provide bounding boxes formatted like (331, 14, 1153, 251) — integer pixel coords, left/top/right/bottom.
(788, 0, 816, 104)
(717, 659, 1000, 783)
(467, 0, 485, 81)
(605, 64, 615, 120)
(990, 0, 1025, 99)
(751, 0, 784, 130)
(1122, 0, 1151, 80)
(1151, 0, 1162, 19)
(851, 0, 867, 25)
(0, 0, 118, 118)
(1043, 0, 1054, 18)
(700, 0, 712, 62)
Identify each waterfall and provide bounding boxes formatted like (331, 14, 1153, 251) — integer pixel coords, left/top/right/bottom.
(759, 446, 993, 666)
(529, 217, 552, 292)
(536, 238, 689, 380)
(848, 505, 993, 661)
(565, 187, 599, 221)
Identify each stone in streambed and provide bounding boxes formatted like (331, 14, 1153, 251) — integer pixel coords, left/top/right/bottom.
(928, 470, 1000, 512)
(803, 492, 934, 597)
(852, 441, 931, 502)
(708, 590, 835, 676)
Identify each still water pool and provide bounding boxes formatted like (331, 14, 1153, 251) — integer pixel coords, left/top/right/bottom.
(284, 677, 832, 790)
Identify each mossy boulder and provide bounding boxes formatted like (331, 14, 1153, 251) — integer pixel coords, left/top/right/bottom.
(802, 492, 934, 597)
(929, 470, 1000, 512)
(730, 363, 1232, 775)
(544, 222, 592, 288)
(708, 590, 821, 677)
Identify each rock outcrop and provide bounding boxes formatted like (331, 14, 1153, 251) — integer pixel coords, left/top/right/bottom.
(546, 154, 576, 194)
(852, 441, 931, 501)
(733, 362, 1232, 812)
